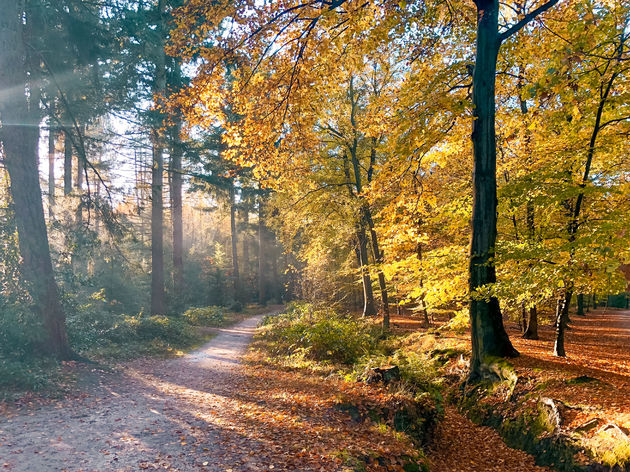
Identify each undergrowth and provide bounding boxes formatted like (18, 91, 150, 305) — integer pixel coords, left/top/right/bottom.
(0, 297, 257, 400)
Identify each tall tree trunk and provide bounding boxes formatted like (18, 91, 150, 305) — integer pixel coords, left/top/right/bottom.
(150, 0, 167, 315)
(357, 224, 377, 317)
(469, 0, 518, 380)
(523, 306, 539, 340)
(416, 243, 430, 328)
(170, 121, 184, 296)
(365, 208, 389, 328)
(64, 129, 73, 195)
(48, 119, 55, 217)
(553, 298, 567, 357)
(0, 0, 72, 359)
(75, 128, 84, 225)
(229, 182, 241, 301)
(366, 139, 390, 326)
(258, 194, 266, 305)
(241, 206, 250, 287)
(151, 127, 165, 315)
(577, 293, 585, 316)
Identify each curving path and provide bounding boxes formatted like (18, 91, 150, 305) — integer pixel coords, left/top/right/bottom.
(0, 315, 267, 471)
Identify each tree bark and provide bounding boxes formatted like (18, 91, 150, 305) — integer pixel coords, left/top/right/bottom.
(170, 121, 184, 296)
(229, 182, 241, 301)
(523, 306, 539, 340)
(258, 194, 266, 305)
(150, 0, 167, 315)
(64, 129, 73, 195)
(0, 0, 72, 359)
(469, 0, 518, 380)
(577, 293, 585, 316)
(357, 224, 377, 317)
(151, 127, 165, 315)
(48, 119, 55, 217)
(553, 298, 567, 357)
(242, 205, 250, 285)
(417, 243, 430, 328)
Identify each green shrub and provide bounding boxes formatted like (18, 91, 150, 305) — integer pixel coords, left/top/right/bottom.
(0, 357, 59, 394)
(0, 302, 46, 358)
(122, 314, 195, 345)
(182, 306, 225, 326)
(258, 302, 379, 364)
(229, 300, 243, 313)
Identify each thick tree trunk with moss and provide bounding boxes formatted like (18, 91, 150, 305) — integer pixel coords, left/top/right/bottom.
(469, 0, 519, 380)
(0, 0, 72, 359)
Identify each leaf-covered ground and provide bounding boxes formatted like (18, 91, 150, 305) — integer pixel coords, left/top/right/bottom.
(0, 312, 571, 472)
(391, 307, 630, 468)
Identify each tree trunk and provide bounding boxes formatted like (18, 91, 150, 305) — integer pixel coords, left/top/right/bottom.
(48, 120, 55, 217)
(416, 243, 430, 328)
(553, 298, 567, 357)
(577, 293, 585, 316)
(0, 0, 72, 359)
(229, 183, 241, 301)
(258, 194, 266, 305)
(364, 207, 389, 328)
(75, 127, 84, 225)
(170, 121, 184, 296)
(357, 224, 377, 317)
(523, 305, 539, 340)
(469, 0, 518, 380)
(241, 206, 250, 287)
(150, 0, 166, 315)
(64, 129, 73, 195)
(151, 127, 165, 315)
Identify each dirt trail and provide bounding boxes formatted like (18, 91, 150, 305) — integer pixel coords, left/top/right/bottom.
(0, 315, 268, 471)
(0, 311, 559, 472)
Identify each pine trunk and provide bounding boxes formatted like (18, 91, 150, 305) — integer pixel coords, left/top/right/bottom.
(64, 130, 73, 195)
(0, 0, 72, 359)
(151, 128, 165, 315)
(258, 195, 266, 305)
(229, 183, 241, 301)
(170, 122, 184, 295)
(150, 0, 166, 315)
(48, 120, 55, 217)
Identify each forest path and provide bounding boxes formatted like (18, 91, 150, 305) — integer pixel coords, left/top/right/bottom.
(1, 311, 569, 472)
(0, 314, 270, 471)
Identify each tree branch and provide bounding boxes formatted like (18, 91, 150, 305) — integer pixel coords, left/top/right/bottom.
(498, 0, 560, 43)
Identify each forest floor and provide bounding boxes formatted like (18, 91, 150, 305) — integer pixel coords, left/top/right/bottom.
(3, 309, 625, 471)
(392, 307, 630, 469)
